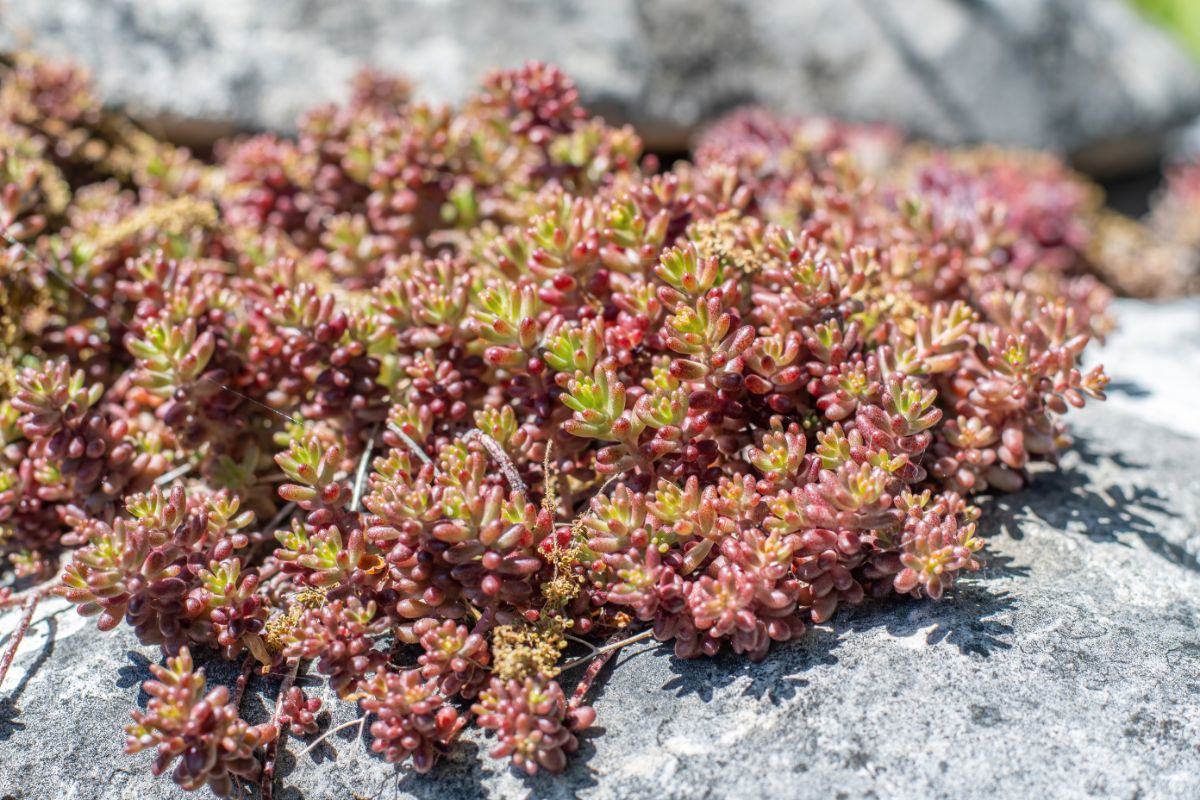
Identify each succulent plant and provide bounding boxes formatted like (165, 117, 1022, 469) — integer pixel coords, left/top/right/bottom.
(125, 648, 276, 797)
(278, 685, 323, 737)
(360, 667, 461, 772)
(0, 52, 1121, 796)
(472, 674, 593, 775)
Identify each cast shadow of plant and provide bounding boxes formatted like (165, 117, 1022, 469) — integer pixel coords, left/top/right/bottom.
(659, 576, 1016, 709)
(116, 650, 154, 708)
(274, 714, 380, 800)
(845, 581, 1016, 656)
(274, 672, 590, 800)
(659, 625, 838, 705)
(0, 614, 58, 742)
(995, 432, 1196, 574)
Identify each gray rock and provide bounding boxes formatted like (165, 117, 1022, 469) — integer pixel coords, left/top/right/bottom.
(1, 0, 1198, 165)
(2, 299, 1199, 799)
(1090, 298, 1200, 439)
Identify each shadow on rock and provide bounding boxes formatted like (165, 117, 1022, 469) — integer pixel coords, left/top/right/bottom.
(449, 643, 646, 800)
(0, 615, 58, 742)
(659, 574, 1016, 706)
(980, 550, 1030, 580)
(389, 738, 492, 800)
(994, 434, 1196, 573)
(273, 712, 370, 800)
(661, 625, 841, 704)
(117, 650, 154, 701)
(1070, 433, 1146, 471)
(840, 583, 1016, 658)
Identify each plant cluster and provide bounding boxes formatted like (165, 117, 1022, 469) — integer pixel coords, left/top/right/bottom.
(695, 107, 1200, 300)
(0, 53, 1115, 795)
(1135, 157, 1200, 293)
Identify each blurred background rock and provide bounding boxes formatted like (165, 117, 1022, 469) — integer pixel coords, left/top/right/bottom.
(2, 0, 1199, 175)
(3, 0, 1200, 292)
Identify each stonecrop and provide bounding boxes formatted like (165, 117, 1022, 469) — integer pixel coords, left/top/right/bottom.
(0, 53, 1111, 796)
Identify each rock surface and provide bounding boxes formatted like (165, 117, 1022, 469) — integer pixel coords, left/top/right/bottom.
(1, 0, 1199, 163)
(1089, 298, 1200, 438)
(1, 300, 1198, 800)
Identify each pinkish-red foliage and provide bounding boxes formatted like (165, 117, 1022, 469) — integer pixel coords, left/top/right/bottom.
(0, 54, 1113, 795)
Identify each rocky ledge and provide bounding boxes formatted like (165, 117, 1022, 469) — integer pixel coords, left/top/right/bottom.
(1, 299, 1198, 800)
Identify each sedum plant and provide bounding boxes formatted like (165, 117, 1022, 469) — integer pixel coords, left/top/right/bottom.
(1132, 157, 1200, 296)
(126, 647, 277, 796)
(0, 52, 1117, 796)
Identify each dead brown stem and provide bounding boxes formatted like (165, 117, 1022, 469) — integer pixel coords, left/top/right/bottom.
(0, 592, 41, 693)
(260, 657, 301, 800)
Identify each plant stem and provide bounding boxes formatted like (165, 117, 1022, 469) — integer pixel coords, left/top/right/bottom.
(387, 423, 433, 466)
(0, 579, 56, 610)
(0, 592, 41, 692)
(350, 424, 379, 513)
(563, 632, 597, 650)
(152, 461, 194, 486)
(559, 627, 656, 672)
(260, 657, 300, 800)
(566, 629, 655, 710)
(231, 654, 257, 708)
(295, 715, 367, 759)
(464, 429, 526, 493)
(263, 501, 297, 535)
